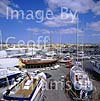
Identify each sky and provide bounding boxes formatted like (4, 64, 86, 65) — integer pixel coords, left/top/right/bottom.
(0, 0, 100, 44)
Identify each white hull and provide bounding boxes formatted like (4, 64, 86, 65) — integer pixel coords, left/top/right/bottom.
(92, 61, 100, 74)
(70, 66, 93, 92)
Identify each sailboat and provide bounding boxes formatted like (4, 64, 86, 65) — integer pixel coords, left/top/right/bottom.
(70, 65, 93, 98)
(20, 31, 58, 68)
(69, 14, 93, 99)
(20, 57, 58, 68)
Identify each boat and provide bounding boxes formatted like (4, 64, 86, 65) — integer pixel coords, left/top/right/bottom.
(92, 60, 100, 75)
(70, 65, 93, 99)
(0, 50, 7, 58)
(20, 56, 58, 68)
(45, 51, 57, 57)
(3, 72, 47, 101)
(90, 56, 100, 75)
(0, 67, 22, 86)
(59, 56, 73, 68)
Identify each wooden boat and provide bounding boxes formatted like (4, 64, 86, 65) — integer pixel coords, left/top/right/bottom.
(20, 57, 58, 67)
(3, 72, 47, 101)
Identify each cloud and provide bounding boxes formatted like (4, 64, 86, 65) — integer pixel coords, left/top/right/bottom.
(92, 33, 100, 37)
(27, 28, 50, 34)
(88, 21, 100, 31)
(0, 0, 19, 17)
(58, 27, 83, 34)
(92, 1, 100, 15)
(45, 0, 95, 13)
(43, 14, 78, 27)
(27, 27, 82, 35)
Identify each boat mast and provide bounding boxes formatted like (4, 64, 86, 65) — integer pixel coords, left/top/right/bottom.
(31, 32, 34, 57)
(81, 28, 84, 69)
(60, 30, 62, 54)
(76, 13, 79, 62)
(0, 30, 3, 50)
(50, 31, 52, 51)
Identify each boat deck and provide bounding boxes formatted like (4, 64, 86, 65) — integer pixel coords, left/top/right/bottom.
(10, 76, 39, 98)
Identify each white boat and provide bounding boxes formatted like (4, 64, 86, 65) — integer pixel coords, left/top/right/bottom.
(45, 51, 57, 57)
(3, 72, 47, 101)
(92, 60, 100, 75)
(0, 67, 22, 86)
(0, 50, 7, 58)
(70, 65, 93, 98)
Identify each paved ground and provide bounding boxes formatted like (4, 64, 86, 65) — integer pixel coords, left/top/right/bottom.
(43, 65, 71, 101)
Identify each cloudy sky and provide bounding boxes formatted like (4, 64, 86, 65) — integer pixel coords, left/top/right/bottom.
(0, 0, 100, 44)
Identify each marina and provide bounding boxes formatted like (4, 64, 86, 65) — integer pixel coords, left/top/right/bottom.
(0, 0, 100, 100)
(0, 54, 100, 101)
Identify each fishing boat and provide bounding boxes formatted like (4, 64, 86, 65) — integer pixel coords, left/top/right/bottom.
(3, 72, 47, 101)
(70, 65, 93, 99)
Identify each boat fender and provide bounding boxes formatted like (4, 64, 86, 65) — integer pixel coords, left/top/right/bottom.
(66, 81, 71, 91)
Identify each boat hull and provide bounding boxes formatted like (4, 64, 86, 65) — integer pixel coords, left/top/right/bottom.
(0, 73, 21, 87)
(21, 59, 58, 68)
(69, 66, 93, 98)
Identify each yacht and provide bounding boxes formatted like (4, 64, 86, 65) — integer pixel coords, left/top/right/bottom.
(3, 72, 47, 101)
(70, 65, 93, 99)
